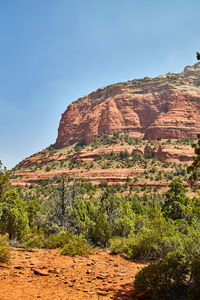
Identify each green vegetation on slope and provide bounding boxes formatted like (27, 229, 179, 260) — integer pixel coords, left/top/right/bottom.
(0, 135, 200, 298)
(11, 133, 192, 193)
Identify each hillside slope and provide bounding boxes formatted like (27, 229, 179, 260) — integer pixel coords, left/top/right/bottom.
(11, 135, 193, 188)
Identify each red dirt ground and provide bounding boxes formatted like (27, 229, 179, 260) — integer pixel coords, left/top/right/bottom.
(0, 248, 146, 300)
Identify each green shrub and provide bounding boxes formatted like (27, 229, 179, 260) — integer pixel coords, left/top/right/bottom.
(162, 178, 190, 221)
(90, 213, 112, 246)
(189, 256, 200, 299)
(25, 232, 46, 249)
(0, 190, 29, 241)
(0, 236, 10, 264)
(181, 225, 200, 259)
(45, 165, 51, 172)
(134, 253, 189, 299)
(61, 237, 93, 256)
(110, 232, 173, 261)
(46, 231, 75, 249)
(109, 237, 127, 254)
(110, 219, 182, 261)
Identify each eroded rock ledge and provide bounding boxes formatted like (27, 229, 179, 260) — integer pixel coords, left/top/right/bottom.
(55, 63, 200, 148)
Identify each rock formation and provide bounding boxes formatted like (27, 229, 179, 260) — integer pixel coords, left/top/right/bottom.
(54, 63, 200, 148)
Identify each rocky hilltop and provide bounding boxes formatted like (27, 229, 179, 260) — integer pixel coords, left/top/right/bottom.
(55, 63, 200, 148)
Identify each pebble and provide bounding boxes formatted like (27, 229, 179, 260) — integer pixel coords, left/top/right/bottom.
(33, 269, 49, 276)
(113, 262, 119, 267)
(48, 268, 60, 274)
(96, 274, 106, 279)
(0, 263, 9, 268)
(14, 266, 24, 270)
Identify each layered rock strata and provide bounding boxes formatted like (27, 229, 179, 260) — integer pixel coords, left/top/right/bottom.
(55, 63, 200, 148)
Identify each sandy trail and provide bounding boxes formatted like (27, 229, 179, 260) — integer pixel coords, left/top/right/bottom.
(0, 248, 145, 300)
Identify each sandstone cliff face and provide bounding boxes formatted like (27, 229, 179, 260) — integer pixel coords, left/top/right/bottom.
(55, 63, 200, 148)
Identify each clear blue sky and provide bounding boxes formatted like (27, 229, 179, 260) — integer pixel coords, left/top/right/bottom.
(0, 0, 199, 169)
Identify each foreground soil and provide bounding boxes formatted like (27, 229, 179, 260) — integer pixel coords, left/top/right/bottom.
(0, 248, 146, 300)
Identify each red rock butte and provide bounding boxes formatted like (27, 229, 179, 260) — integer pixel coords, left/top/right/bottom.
(55, 63, 200, 149)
